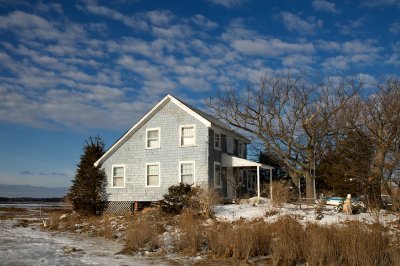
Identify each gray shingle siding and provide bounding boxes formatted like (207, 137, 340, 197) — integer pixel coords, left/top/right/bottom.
(101, 101, 209, 201)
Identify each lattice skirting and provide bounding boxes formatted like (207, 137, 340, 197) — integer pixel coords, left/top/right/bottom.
(104, 201, 133, 215)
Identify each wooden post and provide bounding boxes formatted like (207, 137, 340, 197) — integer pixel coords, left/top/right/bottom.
(257, 166, 260, 204)
(269, 169, 273, 202)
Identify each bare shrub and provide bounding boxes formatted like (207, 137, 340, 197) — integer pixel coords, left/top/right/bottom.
(206, 222, 234, 257)
(271, 215, 305, 265)
(338, 222, 392, 266)
(206, 220, 273, 261)
(124, 209, 164, 252)
(176, 210, 203, 255)
(264, 181, 291, 207)
(191, 186, 220, 218)
(305, 224, 342, 266)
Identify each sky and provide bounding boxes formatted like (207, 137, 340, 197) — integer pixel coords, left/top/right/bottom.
(0, 0, 399, 189)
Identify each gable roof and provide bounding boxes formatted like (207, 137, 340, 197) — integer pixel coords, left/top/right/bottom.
(94, 94, 250, 167)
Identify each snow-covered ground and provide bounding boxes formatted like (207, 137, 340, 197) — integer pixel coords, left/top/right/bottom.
(214, 197, 400, 228)
(0, 209, 175, 266)
(1, 199, 398, 265)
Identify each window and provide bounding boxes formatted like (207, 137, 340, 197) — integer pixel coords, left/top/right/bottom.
(179, 161, 195, 184)
(146, 128, 160, 149)
(146, 163, 160, 187)
(238, 142, 244, 157)
(180, 125, 195, 146)
(214, 132, 221, 150)
(214, 162, 221, 188)
(227, 137, 233, 154)
(112, 165, 125, 187)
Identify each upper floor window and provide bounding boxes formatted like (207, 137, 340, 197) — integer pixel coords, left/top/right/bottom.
(112, 165, 125, 188)
(146, 163, 160, 187)
(180, 125, 195, 146)
(180, 161, 195, 184)
(146, 128, 160, 149)
(214, 132, 221, 150)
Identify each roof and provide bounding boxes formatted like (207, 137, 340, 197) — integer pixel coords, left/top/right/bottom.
(94, 94, 250, 167)
(221, 153, 274, 170)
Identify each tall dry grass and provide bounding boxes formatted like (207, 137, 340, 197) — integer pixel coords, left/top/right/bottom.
(206, 220, 273, 260)
(175, 210, 203, 255)
(264, 181, 292, 207)
(205, 216, 399, 265)
(271, 215, 305, 265)
(124, 209, 164, 252)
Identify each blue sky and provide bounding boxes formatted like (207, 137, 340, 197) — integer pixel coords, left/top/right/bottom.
(0, 0, 399, 188)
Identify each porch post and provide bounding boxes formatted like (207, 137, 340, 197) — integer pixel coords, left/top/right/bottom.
(269, 168, 273, 202)
(257, 165, 260, 203)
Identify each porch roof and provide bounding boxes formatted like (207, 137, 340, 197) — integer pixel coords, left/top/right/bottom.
(221, 153, 274, 170)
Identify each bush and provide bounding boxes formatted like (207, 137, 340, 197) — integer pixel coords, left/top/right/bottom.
(263, 181, 292, 207)
(160, 183, 196, 214)
(160, 184, 219, 217)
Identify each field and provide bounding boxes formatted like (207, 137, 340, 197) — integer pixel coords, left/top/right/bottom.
(1, 199, 400, 265)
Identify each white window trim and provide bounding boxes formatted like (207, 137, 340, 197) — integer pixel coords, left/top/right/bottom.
(179, 161, 195, 185)
(214, 161, 222, 188)
(145, 127, 160, 149)
(179, 124, 196, 147)
(145, 162, 160, 187)
(111, 164, 125, 188)
(214, 131, 221, 151)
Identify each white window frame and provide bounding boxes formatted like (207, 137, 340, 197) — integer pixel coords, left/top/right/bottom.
(111, 164, 125, 188)
(179, 161, 195, 185)
(145, 162, 160, 187)
(214, 162, 222, 188)
(179, 124, 196, 147)
(214, 131, 221, 150)
(145, 128, 160, 149)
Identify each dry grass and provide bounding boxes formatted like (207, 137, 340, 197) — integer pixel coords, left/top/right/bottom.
(0, 207, 27, 213)
(264, 181, 292, 207)
(124, 208, 165, 253)
(175, 210, 203, 255)
(191, 187, 220, 218)
(271, 215, 305, 265)
(206, 220, 273, 260)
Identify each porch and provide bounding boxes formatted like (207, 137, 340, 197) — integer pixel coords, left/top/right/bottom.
(221, 153, 274, 203)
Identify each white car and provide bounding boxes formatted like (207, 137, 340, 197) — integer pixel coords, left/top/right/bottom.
(325, 197, 343, 206)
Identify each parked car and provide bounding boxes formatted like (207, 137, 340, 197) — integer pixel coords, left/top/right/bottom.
(325, 197, 343, 206)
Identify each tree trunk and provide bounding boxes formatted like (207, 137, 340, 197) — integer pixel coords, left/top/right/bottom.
(304, 171, 315, 202)
(367, 148, 386, 209)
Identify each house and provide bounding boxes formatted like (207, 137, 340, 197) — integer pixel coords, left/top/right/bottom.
(94, 94, 273, 213)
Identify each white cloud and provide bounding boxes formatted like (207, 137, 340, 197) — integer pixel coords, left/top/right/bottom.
(389, 22, 400, 33)
(335, 16, 368, 35)
(358, 73, 377, 88)
(362, 0, 400, 8)
(191, 14, 218, 29)
(78, 1, 149, 31)
(280, 12, 323, 35)
(231, 38, 315, 56)
(312, 0, 340, 13)
(208, 0, 246, 8)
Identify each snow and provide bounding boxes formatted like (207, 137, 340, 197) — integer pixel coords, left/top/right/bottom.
(213, 197, 400, 228)
(0, 215, 173, 265)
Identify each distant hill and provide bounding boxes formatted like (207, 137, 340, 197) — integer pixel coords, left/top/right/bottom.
(0, 184, 68, 198)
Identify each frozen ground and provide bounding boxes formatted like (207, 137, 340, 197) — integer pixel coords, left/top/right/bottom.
(0, 210, 175, 266)
(1, 200, 398, 265)
(214, 197, 400, 228)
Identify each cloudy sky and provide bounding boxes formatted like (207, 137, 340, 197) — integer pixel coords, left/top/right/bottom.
(0, 0, 399, 188)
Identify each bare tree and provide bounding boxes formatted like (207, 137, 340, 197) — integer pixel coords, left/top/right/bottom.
(208, 75, 359, 200)
(348, 78, 400, 208)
